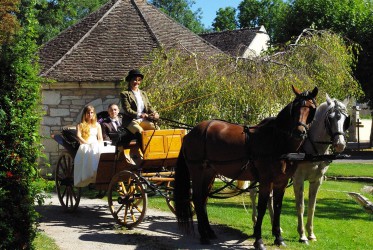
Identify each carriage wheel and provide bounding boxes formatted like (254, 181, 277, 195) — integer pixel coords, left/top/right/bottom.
(164, 181, 176, 214)
(55, 153, 81, 212)
(108, 170, 147, 228)
(164, 181, 195, 216)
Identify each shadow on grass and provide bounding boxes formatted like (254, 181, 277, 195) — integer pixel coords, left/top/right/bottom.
(205, 195, 371, 222)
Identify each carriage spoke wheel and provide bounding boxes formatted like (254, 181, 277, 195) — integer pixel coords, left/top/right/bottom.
(55, 153, 81, 212)
(164, 181, 195, 216)
(108, 170, 147, 228)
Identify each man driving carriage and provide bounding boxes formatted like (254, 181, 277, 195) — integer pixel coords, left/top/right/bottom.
(120, 69, 159, 143)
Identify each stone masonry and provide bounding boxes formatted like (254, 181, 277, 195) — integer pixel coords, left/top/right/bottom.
(40, 82, 122, 176)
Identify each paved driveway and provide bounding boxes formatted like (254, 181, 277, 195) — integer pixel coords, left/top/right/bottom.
(36, 193, 254, 250)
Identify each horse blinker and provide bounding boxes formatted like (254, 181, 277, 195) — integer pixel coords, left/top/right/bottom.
(343, 115, 350, 131)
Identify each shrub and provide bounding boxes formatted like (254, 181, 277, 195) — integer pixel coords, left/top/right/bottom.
(0, 1, 44, 248)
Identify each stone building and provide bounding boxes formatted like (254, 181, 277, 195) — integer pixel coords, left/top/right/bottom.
(39, 0, 223, 174)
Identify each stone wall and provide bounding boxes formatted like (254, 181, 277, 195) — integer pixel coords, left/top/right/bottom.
(40, 82, 123, 176)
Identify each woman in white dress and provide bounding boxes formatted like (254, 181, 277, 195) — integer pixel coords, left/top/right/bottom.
(74, 105, 104, 187)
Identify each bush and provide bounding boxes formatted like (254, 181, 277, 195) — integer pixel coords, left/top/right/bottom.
(0, 1, 44, 248)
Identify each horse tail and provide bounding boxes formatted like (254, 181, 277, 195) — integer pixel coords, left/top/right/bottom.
(174, 147, 194, 233)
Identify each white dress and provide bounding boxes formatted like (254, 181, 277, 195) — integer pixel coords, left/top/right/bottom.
(73, 124, 116, 187)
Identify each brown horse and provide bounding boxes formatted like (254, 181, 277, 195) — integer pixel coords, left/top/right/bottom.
(174, 85, 318, 250)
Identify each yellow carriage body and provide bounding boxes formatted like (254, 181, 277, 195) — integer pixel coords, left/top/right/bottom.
(95, 129, 186, 190)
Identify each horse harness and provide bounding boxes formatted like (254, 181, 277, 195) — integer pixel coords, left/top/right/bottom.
(185, 92, 318, 196)
(190, 120, 297, 197)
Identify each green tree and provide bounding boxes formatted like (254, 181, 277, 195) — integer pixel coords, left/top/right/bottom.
(34, 0, 109, 44)
(212, 7, 238, 31)
(139, 30, 361, 127)
(0, 0, 43, 248)
(0, 0, 20, 45)
(149, 0, 205, 33)
(237, 0, 290, 41)
(237, 0, 373, 107)
(282, 0, 373, 106)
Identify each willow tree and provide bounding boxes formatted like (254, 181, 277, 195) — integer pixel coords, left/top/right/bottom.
(137, 30, 361, 128)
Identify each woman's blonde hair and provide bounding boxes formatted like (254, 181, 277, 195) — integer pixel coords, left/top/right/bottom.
(79, 105, 97, 140)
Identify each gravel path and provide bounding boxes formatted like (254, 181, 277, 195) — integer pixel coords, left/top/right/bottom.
(36, 193, 254, 249)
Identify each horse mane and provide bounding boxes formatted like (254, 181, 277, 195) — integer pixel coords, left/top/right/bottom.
(314, 102, 331, 122)
(210, 119, 241, 126)
(314, 98, 347, 123)
(274, 101, 294, 129)
(250, 117, 276, 130)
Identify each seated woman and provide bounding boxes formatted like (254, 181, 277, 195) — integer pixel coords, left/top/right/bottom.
(120, 69, 159, 142)
(74, 105, 111, 187)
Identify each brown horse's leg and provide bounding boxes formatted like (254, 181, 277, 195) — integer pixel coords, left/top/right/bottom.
(253, 184, 270, 250)
(191, 168, 216, 244)
(272, 184, 287, 247)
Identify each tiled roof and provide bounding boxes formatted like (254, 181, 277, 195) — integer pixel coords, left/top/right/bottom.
(199, 28, 260, 57)
(39, 0, 223, 82)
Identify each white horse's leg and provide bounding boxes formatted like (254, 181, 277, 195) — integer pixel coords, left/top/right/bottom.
(306, 180, 319, 241)
(267, 190, 275, 227)
(249, 187, 258, 227)
(248, 182, 276, 230)
(293, 176, 308, 243)
(307, 178, 322, 241)
(237, 180, 249, 190)
(306, 163, 329, 241)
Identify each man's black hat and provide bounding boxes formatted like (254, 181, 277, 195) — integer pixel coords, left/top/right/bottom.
(125, 69, 144, 82)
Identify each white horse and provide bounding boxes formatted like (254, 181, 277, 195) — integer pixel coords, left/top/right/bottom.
(293, 94, 349, 243)
(243, 94, 350, 243)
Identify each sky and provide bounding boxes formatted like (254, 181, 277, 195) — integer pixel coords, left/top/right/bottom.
(191, 0, 242, 28)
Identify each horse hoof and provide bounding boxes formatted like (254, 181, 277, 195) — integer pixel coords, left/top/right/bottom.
(200, 238, 210, 245)
(308, 236, 317, 241)
(299, 239, 309, 245)
(274, 238, 287, 247)
(254, 240, 266, 250)
(208, 232, 217, 239)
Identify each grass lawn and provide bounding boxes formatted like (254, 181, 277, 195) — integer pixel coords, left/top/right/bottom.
(148, 162, 373, 250)
(328, 162, 373, 177)
(33, 232, 59, 250)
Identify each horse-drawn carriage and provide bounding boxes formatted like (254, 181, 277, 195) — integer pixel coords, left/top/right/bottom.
(52, 124, 186, 228)
(52, 86, 350, 250)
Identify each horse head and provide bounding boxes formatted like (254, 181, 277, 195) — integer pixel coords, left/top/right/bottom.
(277, 85, 318, 141)
(325, 94, 350, 152)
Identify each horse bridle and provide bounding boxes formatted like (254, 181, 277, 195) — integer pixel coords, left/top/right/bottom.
(308, 101, 350, 154)
(289, 91, 317, 136)
(325, 107, 349, 137)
